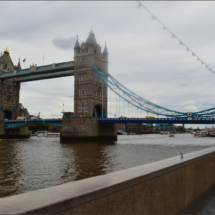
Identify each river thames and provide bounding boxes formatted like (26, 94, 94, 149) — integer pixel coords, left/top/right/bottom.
(0, 134, 215, 198)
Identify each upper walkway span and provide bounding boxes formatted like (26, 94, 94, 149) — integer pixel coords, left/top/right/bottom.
(0, 61, 74, 82)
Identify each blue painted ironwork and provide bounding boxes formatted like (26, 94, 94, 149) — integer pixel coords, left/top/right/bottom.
(5, 119, 62, 129)
(5, 117, 215, 129)
(0, 61, 74, 80)
(92, 66, 215, 118)
(14, 70, 74, 82)
(98, 117, 215, 124)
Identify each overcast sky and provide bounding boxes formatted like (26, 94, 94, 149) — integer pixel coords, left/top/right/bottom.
(1, 1, 215, 128)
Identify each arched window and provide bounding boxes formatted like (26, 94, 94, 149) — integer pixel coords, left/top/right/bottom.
(7, 96, 11, 103)
(7, 86, 11, 92)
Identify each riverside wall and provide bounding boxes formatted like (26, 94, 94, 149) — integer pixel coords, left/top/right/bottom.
(1, 147, 215, 214)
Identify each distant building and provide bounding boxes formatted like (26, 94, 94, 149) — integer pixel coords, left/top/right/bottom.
(125, 123, 148, 133)
(116, 123, 124, 131)
(154, 123, 175, 132)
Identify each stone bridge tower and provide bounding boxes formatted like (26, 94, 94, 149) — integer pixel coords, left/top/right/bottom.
(0, 48, 21, 120)
(74, 30, 108, 118)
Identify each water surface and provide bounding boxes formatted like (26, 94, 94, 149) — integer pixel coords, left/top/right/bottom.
(0, 134, 214, 198)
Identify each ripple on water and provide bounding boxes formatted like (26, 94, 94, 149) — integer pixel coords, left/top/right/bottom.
(0, 134, 213, 198)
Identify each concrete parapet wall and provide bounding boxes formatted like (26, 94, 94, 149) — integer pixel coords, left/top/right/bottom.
(1, 147, 215, 214)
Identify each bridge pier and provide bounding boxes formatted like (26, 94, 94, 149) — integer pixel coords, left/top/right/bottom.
(0, 120, 30, 139)
(60, 117, 117, 142)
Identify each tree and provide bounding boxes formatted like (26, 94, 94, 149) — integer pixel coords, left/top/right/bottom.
(28, 123, 49, 131)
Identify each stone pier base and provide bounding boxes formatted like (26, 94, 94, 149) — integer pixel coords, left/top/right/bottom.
(60, 117, 117, 142)
(0, 120, 30, 139)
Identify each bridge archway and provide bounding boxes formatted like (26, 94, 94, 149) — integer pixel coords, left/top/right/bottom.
(93, 105, 102, 118)
(3, 110, 12, 120)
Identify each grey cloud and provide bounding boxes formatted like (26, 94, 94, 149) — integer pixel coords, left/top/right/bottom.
(117, 74, 127, 76)
(178, 80, 189, 86)
(53, 36, 76, 50)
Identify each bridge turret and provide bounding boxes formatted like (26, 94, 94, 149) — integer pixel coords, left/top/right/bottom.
(16, 58, 21, 70)
(74, 35, 80, 57)
(103, 42, 108, 74)
(0, 52, 3, 71)
(73, 30, 108, 118)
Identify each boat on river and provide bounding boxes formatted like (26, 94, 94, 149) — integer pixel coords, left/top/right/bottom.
(199, 130, 208, 137)
(194, 131, 200, 136)
(117, 130, 127, 135)
(210, 131, 215, 137)
(160, 131, 168, 135)
(38, 132, 60, 137)
(169, 134, 174, 137)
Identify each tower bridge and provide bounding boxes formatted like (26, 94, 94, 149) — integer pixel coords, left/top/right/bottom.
(0, 30, 215, 140)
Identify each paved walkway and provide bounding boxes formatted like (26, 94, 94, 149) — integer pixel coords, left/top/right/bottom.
(182, 184, 215, 215)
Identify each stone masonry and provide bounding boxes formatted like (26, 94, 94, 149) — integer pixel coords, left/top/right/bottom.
(0, 48, 21, 120)
(74, 30, 108, 118)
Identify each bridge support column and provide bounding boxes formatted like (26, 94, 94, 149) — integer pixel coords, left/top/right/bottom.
(60, 118, 117, 142)
(0, 120, 30, 139)
(98, 123, 117, 141)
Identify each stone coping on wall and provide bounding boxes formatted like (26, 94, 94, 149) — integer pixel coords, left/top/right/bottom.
(0, 147, 215, 214)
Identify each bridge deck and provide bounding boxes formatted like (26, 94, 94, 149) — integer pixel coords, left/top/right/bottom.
(4, 118, 215, 129)
(98, 118, 215, 124)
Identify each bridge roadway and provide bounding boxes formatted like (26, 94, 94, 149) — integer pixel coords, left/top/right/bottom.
(5, 117, 215, 129)
(0, 61, 74, 82)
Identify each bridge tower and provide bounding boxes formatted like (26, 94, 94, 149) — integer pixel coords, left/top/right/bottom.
(74, 30, 108, 118)
(0, 48, 21, 120)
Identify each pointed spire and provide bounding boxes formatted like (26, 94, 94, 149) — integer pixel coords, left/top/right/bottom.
(74, 35, 80, 49)
(17, 57, 21, 69)
(0, 52, 3, 64)
(86, 29, 97, 46)
(103, 41, 108, 54)
(4, 46, 9, 54)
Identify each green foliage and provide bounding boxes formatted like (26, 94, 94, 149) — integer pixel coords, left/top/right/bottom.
(28, 123, 49, 131)
(179, 126, 186, 131)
